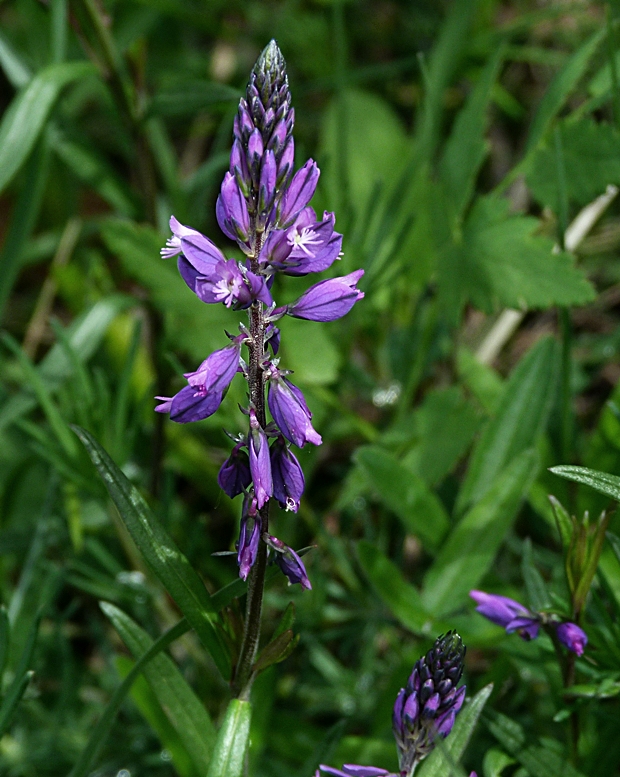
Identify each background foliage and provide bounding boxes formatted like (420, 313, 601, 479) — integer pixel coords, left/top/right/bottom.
(2, 0, 620, 775)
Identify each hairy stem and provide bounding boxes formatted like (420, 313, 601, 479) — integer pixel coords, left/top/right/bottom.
(233, 235, 269, 699)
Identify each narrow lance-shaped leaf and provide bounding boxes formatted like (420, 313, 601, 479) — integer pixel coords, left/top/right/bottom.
(357, 540, 432, 635)
(422, 449, 539, 617)
(458, 336, 559, 512)
(101, 603, 215, 774)
(205, 699, 252, 777)
(68, 618, 190, 777)
(73, 426, 231, 678)
(0, 60, 96, 195)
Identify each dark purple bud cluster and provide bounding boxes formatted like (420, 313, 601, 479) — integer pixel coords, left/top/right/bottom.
(470, 590, 588, 656)
(156, 41, 364, 588)
(317, 633, 468, 777)
(392, 632, 466, 775)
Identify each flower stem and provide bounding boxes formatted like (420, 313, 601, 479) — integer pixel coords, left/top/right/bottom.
(234, 235, 270, 698)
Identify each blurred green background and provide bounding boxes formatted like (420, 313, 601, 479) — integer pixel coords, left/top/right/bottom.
(2, 0, 620, 775)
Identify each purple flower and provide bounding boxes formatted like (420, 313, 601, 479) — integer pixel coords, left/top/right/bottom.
(248, 409, 273, 509)
(218, 443, 252, 498)
(264, 534, 311, 589)
(161, 217, 224, 270)
(277, 159, 319, 227)
(316, 767, 396, 777)
(267, 365, 322, 448)
(556, 622, 587, 656)
(216, 172, 251, 245)
(155, 341, 241, 424)
(393, 632, 466, 774)
(270, 437, 305, 511)
(287, 270, 364, 322)
(237, 510, 260, 581)
(260, 208, 342, 276)
(195, 258, 272, 309)
(470, 590, 540, 640)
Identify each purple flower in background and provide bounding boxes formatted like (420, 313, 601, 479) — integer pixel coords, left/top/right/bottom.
(316, 767, 397, 777)
(264, 534, 311, 589)
(218, 443, 252, 498)
(393, 632, 466, 775)
(320, 633, 467, 777)
(267, 364, 321, 448)
(287, 270, 365, 322)
(156, 40, 363, 585)
(470, 590, 540, 640)
(270, 436, 305, 511)
(556, 622, 587, 656)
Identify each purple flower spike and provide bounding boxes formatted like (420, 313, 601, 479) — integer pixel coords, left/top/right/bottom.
(270, 437, 305, 511)
(257, 149, 277, 226)
(237, 513, 260, 581)
(470, 590, 540, 641)
(248, 409, 273, 509)
(267, 366, 322, 448)
(218, 443, 252, 498)
(278, 159, 319, 227)
(393, 632, 466, 775)
(264, 534, 311, 589)
(556, 622, 587, 656)
(217, 172, 250, 244)
(287, 269, 364, 322)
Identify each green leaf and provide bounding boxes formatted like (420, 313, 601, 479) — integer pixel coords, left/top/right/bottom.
(458, 336, 559, 511)
(0, 607, 9, 678)
(49, 127, 137, 217)
(440, 196, 595, 315)
(549, 465, 620, 503)
(101, 603, 215, 774)
(72, 426, 231, 678)
(0, 60, 96, 195)
(150, 79, 241, 116)
(0, 137, 50, 322)
(354, 446, 450, 550)
(440, 48, 503, 220)
(528, 119, 620, 211)
(320, 89, 409, 217)
(357, 540, 431, 635)
(68, 619, 190, 777)
(417, 683, 493, 777)
(0, 295, 132, 433)
(456, 347, 504, 414)
(402, 387, 480, 487)
(0, 615, 39, 738)
(253, 629, 299, 673)
(205, 699, 252, 777)
(525, 27, 605, 155)
(1, 333, 78, 458)
(422, 449, 539, 617)
(487, 711, 587, 777)
(116, 655, 197, 777)
(522, 538, 552, 611)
